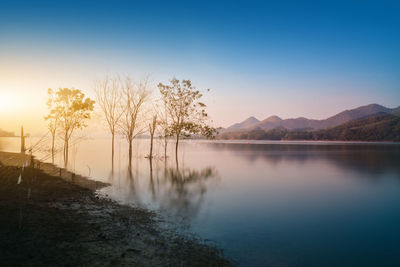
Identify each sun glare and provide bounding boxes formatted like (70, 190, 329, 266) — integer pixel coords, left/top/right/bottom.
(0, 92, 16, 113)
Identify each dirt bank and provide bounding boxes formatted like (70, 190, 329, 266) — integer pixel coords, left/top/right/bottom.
(0, 154, 232, 266)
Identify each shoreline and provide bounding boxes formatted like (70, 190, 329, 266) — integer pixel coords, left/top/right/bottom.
(210, 139, 400, 145)
(0, 151, 108, 191)
(0, 151, 232, 266)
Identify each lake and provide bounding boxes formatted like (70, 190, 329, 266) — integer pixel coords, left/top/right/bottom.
(1, 137, 400, 266)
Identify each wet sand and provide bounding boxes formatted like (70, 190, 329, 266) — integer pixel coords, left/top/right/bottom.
(0, 152, 232, 266)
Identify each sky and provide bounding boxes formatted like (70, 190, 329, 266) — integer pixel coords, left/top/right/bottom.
(0, 0, 399, 134)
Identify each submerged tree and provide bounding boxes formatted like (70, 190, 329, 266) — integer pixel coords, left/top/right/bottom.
(47, 88, 95, 166)
(119, 76, 151, 164)
(158, 78, 217, 163)
(94, 76, 124, 166)
(158, 97, 171, 159)
(148, 114, 157, 159)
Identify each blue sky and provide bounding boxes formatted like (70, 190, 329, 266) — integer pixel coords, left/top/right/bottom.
(0, 0, 399, 131)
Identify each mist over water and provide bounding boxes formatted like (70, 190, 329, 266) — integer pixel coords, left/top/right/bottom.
(2, 137, 400, 266)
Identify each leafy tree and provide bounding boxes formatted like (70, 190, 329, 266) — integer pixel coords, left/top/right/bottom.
(47, 88, 95, 166)
(158, 78, 217, 163)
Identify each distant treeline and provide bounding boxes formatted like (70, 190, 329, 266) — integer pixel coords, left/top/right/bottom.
(218, 114, 400, 142)
(0, 129, 15, 137)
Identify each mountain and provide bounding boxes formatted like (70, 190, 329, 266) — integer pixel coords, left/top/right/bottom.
(318, 103, 393, 129)
(218, 113, 400, 141)
(224, 104, 399, 132)
(0, 129, 15, 137)
(392, 107, 400, 116)
(253, 116, 320, 131)
(224, 116, 260, 132)
(262, 115, 282, 123)
(289, 113, 400, 141)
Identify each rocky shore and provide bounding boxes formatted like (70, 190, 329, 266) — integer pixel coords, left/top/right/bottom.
(0, 152, 232, 266)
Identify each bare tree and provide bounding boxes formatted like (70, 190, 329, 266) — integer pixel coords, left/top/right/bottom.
(44, 88, 59, 163)
(94, 76, 123, 165)
(119, 76, 151, 163)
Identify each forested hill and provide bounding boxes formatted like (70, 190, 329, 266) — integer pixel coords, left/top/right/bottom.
(0, 129, 15, 137)
(223, 104, 399, 132)
(218, 114, 400, 142)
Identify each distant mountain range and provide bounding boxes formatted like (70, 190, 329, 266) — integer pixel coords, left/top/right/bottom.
(223, 104, 400, 132)
(219, 104, 400, 141)
(0, 129, 15, 137)
(305, 113, 400, 141)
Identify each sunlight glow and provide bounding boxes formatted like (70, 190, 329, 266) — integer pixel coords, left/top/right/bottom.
(0, 92, 16, 113)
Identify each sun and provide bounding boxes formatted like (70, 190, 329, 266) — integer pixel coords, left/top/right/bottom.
(0, 92, 16, 113)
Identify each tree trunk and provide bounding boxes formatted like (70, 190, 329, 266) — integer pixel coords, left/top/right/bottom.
(175, 134, 180, 167)
(51, 133, 55, 164)
(164, 136, 167, 159)
(111, 133, 115, 168)
(149, 132, 154, 159)
(128, 139, 133, 164)
(64, 139, 69, 168)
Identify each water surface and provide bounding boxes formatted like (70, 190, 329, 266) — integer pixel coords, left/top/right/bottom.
(2, 137, 400, 266)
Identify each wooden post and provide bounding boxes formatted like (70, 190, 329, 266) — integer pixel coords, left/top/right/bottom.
(20, 126, 25, 153)
(30, 153, 35, 168)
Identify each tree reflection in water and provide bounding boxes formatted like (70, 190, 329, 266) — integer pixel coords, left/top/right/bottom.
(142, 157, 219, 222)
(100, 157, 219, 224)
(157, 162, 218, 221)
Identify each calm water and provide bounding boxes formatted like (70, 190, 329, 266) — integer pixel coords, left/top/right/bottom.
(2, 137, 400, 266)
